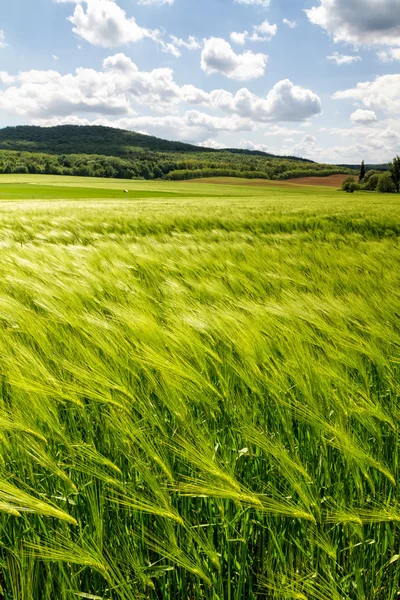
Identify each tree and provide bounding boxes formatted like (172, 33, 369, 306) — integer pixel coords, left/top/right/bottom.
(104, 165, 117, 178)
(359, 160, 366, 182)
(363, 173, 380, 191)
(390, 155, 400, 193)
(14, 163, 29, 174)
(342, 176, 355, 192)
(377, 172, 396, 193)
(364, 169, 380, 182)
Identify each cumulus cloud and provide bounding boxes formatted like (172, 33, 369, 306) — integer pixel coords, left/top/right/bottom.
(230, 20, 277, 45)
(230, 31, 248, 46)
(250, 20, 277, 41)
(283, 19, 297, 29)
(201, 37, 268, 80)
(58, 0, 157, 47)
(290, 134, 319, 158)
(0, 51, 322, 150)
(55, 0, 185, 55)
(327, 52, 361, 65)
(333, 75, 400, 116)
(0, 55, 321, 124)
(0, 54, 211, 118)
(239, 139, 271, 152)
(306, 0, 400, 47)
(234, 0, 271, 6)
(209, 80, 321, 121)
(319, 123, 400, 162)
(378, 48, 400, 62)
(350, 109, 377, 125)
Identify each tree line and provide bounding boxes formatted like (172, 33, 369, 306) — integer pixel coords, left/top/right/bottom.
(0, 148, 355, 182)
(342, 157, 400, 193)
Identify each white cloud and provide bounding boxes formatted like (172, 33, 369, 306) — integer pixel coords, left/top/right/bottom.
(209, 79, 321, 121)
(169, 35, 201, 51)
(0, 51, 322, 152)
(327, 52, 361, 65)
(263, 125, 303, 136)
(0, 54, 210, 118)
(333, 75, 400, 116)
(0, 30, 8, 48)
(138, 0, 175, 5)
(52, 55, 60, 60)
(234, 0, 271, 6)
(319, 123, 400, 162)
(201, 37, 268, 80)
(197, 139, 228, 149)
(306, 0, 400, 47)
(250, 20, 277, 41)
(56, 0, 183, 55)
(0, 72, 16, 85)
(230, 20, 277, 46)
(56, 0, 278, 59)
(0, 56, 321, 124)
(230, 31, 248, 46)
(290, 134, 319, 158)
(239, 139, 271, 152)
(378, 48, 400, 62)
(350, 109, 377, 125)
(283, 18, 297, 29)
(60, 0, 157, 47)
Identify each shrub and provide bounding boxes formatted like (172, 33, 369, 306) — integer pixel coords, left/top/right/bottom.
(377, 172, 396, 193)
(342, 176, 355, 192)
(363, 173, 380, 191)
(364, 169, 380, 182)
(347, 182, 361, 193)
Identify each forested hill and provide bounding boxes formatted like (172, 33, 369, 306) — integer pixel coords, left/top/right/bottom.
(0, 125, 357, 182)
(0, 125, 313, 162)
(0, 125, 213, 156)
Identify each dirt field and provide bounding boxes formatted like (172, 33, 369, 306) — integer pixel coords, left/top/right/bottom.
(285, 174, 351, 187)
(187, 174, 351, 188)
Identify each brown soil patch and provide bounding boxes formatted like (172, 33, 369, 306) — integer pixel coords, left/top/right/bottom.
(185, 174, 351, 188)
(285, 174, 351, 187)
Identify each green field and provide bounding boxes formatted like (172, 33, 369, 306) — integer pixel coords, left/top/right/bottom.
(0, 175, 399, 599)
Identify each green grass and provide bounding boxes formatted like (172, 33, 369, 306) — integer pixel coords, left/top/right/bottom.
(0, 175, 399, 599)
(0, 182, 211, 201)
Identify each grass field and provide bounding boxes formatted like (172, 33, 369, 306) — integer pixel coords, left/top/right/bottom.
(0, 175, 399, 599)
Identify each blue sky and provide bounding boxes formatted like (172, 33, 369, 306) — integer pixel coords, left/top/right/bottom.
(0, 0, 399, 163)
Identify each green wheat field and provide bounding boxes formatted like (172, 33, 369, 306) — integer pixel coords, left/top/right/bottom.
(0, 174, 399, 599)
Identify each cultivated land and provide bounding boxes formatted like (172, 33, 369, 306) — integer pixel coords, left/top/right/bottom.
(0, 175, 399, 599)
(188, 174, 351, 188)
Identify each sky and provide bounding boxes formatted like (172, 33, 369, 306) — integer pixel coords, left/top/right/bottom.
(0, 0, 399, 164)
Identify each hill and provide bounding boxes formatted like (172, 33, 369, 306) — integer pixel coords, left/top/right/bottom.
(338, 162, 389, 172)
(0, 125, 214, 157)
(0, 125, 356, 182)
(0, 125, 311, 162)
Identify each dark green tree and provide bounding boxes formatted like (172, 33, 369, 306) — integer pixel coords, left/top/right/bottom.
(359, 160, 366, 182)
(377, 171, 396, 193)
(364, 173, 380, 191)
(342, 176, 355, 192)
(390, 155, 400, 193)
